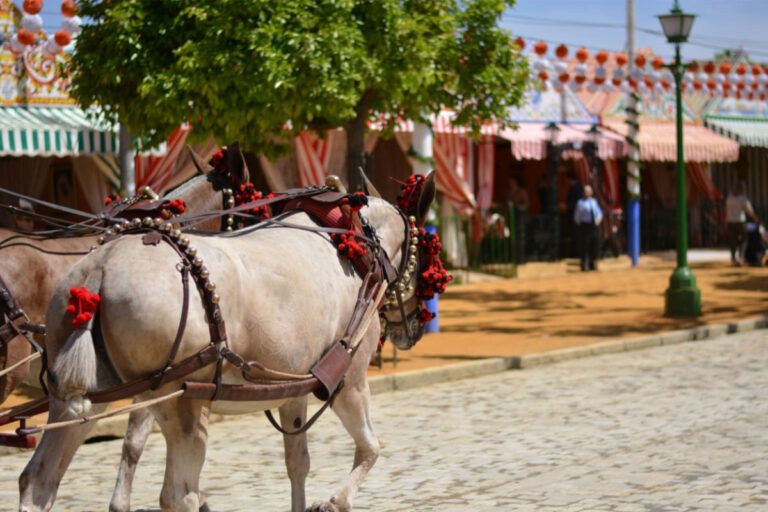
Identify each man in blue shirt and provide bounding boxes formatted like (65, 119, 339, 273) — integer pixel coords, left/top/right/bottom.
(573, 185, 603, 271)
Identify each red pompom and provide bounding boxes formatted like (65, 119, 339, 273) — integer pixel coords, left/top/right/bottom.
(104, 193, 121, 206)
(66, 287, 101, 329)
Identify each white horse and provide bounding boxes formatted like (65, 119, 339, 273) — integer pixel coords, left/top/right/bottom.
(19, 173, 436, 512)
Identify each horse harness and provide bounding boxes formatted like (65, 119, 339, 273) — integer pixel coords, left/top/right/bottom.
(17, 187, 414, 436)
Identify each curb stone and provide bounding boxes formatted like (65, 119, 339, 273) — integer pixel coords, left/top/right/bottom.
(2, 314, 766, 456)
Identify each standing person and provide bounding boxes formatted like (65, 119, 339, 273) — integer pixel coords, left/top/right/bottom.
(506, 177, 530, 263)
(725, 181, 760, 266)
(573, 184, 603, 271)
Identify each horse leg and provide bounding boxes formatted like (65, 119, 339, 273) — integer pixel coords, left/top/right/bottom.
(308, 379, 379, 512)
(151, 398, 209, 512)
(109, 407, 154, 512)
(19, 399, 106, 512)
(279, 397, 310, 512)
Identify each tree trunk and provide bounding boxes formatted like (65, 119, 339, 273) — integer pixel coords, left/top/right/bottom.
(344, 92, 374, 192)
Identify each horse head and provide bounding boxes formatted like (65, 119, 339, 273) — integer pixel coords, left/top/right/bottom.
(164, 142, 252, 231)
(367, 170, 440, 350)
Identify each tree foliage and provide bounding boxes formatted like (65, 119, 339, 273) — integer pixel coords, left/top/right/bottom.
(70, 0, 528, 159)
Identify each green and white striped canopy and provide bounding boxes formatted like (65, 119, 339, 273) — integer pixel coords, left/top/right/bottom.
(0, 105, 118, 157)
(705, 117, 768, 148)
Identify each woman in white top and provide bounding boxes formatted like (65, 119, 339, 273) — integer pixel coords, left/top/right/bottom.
(725, 181, 759, 264)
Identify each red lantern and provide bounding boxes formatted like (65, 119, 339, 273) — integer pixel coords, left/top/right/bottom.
(575, 47, 589, 63)
(736, 64, 747, 76)
(735, 91, 742, 100)
(752, 64, 762, 75)
(575, 75, 587, 85)
(555, 44, 568, 59)
(737, 81, 746, 90)
(703, 62, 716, 74)
(719, 63, 732, 75)
(612, 77, 622, 87)
(615, 53, 628, 66)
(706, 79, 716, 90)
(692, 81, 702, 91)
(558, 73, 570, 84)
(644, 78, 654, 89)
(687, 62, 699, 73)
(17, 28, 36, 46)
(533, 41, 548, 56)
(723, 81, 732, 91)
(515, 37, 525, 50)
(594, 76, 606, 85)
(752, 82, 760, 91)
(61, 0, 78, 18)
(634, 54, 646, 68)
(23, 0, 43, 14)
(628, 79, 638, 90)
(760, 92, 767, 101)
(538, 70, 549, 81)
(652, 56, 665, 70)
(663, 81, 673, 91)
(747, 92, 754, 101)
(54, 29, 72, 47)
(595, 50, 609, 65)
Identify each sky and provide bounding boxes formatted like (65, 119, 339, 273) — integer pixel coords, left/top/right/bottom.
(503, 0, 768, 62)
(28, 0, 768, 62)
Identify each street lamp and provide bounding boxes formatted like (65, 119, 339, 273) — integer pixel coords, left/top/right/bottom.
(658, 0, 701, 317)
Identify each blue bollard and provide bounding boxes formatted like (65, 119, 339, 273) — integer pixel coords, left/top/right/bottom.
(627, 199, 640, 266)
(424, 224, 440, 333)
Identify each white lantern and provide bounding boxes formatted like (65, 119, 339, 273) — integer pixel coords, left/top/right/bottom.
(10, 34, 25, 54)
(586, 81, 598, 93)
(594, 66, 607, 79)
(20, 14, 43, 33)
(569, 81, 582, 92)
(574, 63, 588, 77)
(62, 16, 83, 35)
(629, 68, 643, 82)
(553, 61, 568, 75)
(696, 72, 707, 83)
(613, 68, 626, 80)
(714, 73, 726, 84)
(44, 36, 63, 55)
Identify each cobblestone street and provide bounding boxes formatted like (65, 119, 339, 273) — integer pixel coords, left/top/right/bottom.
(1, 330, 767, 511)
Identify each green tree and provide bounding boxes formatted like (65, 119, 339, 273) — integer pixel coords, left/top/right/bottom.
(70, 0, 528, 181)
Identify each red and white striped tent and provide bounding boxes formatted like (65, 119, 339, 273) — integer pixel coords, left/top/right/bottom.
(293, 112, 497, 212)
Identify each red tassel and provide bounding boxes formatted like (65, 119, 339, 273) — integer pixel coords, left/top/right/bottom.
(66, 287, 101, 329)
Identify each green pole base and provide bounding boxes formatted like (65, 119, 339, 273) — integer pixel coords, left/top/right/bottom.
(664, 266, 702, 317)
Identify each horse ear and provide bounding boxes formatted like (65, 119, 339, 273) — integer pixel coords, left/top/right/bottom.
(417, 171, 436, 224)
(187, 145, 213, 175)
(358, 167, 381, 198)
(226, 141, 251, 185)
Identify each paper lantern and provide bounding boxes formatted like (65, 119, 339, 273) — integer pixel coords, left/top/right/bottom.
(61, 0, 78, 18)
(533, 41, 548, 56)
(586, 81, 598, 93)
(553, 82, 565, 93)
(691, 81, 702, 91)
(23, 0, 43, 15)
(21, 14, 43, 33)
(553, 61, 568, 74)
(594, 66, 607, 79)
(558, 73, 570, 84)
(54, 29, 72, 47)
(532, 59, 548, 72)
(629, 68, 643, 82)
(575, 47, 589, 63)
(596, 50, 609, 65)
(752, 64, 762, 75)
(594, 76, 606, 85)
(703, 62, 716, 74)
(9, 34, 25, 54)
(634, 54, 646, 68)
(760, 92, 766, 101)
(62, 16, 82, 35)
(569, 81, 582, 92)
(575, 75, 587, 85)
(722, 81, 732, 91)
(574, 63, 588, 76)
(44, 36, 63, 55)
(736, 63, 747, 75)
(719, 63, 732, 75)
(615, 52, 628, 66)
(714, 73, 726, 84)
(696, 72, 708, 83)
(652, 56, 665, 70)
(537, 70, 549, 81)
(515, 37, 525, 50)
(555, 44, 568, 59)
(687, 62, 699, 73)
(17, 28, 37, 46)
(737, 81, 746, 91)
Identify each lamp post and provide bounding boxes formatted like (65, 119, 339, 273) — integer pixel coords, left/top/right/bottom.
(658, 1, 701, 317)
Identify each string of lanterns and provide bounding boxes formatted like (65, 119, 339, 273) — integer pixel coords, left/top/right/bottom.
(517, 39, 768, 102)
(9, 0, 82, 56)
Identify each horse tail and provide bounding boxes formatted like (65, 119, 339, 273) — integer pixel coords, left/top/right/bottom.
(50, 270, 103, 418)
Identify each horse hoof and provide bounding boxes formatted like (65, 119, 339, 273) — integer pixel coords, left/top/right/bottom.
(199, 504, 212, 512)
(306, 501, 338, 512)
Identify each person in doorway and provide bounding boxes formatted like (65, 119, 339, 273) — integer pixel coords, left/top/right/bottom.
(725, 181, 760, 266)
(573, 184, 603, 271)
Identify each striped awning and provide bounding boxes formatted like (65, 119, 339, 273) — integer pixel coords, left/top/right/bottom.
(0, 106, 118, 157)
(498, 123, 626, 161)
(604, 121, 739, 163)
(704, 117, 768, 148)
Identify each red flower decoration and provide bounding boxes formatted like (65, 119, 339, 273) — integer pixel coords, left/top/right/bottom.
(331, 230, 367, 260)
(66, 287, 101, 329)
(104, 193, 121, 206)
(162, 198, 187, 215)
(396, 174, 426, 216)
(209, 150, 227, 173)
(418, 307, 436, 324)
